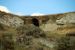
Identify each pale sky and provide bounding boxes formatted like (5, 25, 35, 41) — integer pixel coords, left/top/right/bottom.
(0, 0, 75, 15)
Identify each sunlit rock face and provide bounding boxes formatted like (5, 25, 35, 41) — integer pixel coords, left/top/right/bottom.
(0, 11, 24, 27)
(0, 11, 75, 32)
(56, 12, 75, 25)
(39, 12, 75, 32)
(40, 23, 58, 31)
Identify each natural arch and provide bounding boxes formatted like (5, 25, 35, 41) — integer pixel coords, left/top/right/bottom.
(32, 18, 39, 27)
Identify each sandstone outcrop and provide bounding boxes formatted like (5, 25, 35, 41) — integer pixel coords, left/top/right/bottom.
(0, 11, 24, 27)
(0, 11, 75, 32)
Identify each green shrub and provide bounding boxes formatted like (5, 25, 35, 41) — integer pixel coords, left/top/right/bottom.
(57, 36, 75, 50)
(15, 24, 46, 50)
(16, 24, 46, 38)
(0, 33, 14, 50)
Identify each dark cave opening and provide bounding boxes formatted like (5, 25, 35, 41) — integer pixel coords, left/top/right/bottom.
(32, 18, 39, 27)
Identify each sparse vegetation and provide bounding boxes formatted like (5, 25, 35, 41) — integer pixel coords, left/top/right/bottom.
(0, 11, 75, 50)
(57, 35, 75, 50)
(0, 33, 14, 50)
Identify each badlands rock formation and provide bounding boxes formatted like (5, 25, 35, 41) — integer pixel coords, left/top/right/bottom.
(0, 11, 75, 50)
(0, 11, 75, 32)
(0, 11, 24, 27)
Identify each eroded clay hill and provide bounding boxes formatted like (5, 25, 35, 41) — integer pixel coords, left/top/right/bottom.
(0, 11, 75, 34)
(0, 11, 75, 50)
